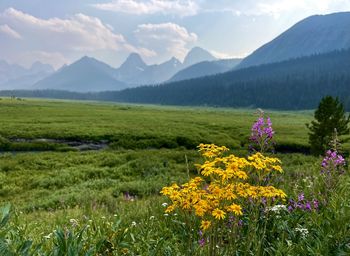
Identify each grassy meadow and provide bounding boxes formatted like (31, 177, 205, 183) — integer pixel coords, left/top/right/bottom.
(0, 98, 349, 255)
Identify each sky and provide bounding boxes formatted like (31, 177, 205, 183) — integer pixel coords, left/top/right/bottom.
(0, 0, 350, 69)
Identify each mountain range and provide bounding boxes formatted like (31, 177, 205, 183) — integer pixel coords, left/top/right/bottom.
(6, 47, 349, 110)
(1, 47, 235, 92)
(238, 12, 350, 68)
(168, 58, 242, 82)
(0, 61, 54, 90)
(1, 11, 350, 110)
(33, 56, 127, 92)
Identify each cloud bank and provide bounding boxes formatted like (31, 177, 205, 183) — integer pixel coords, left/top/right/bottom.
(92, 0, 199, 17)
(134, 22, 197, 61)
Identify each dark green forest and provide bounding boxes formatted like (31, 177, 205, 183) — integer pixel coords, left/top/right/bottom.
(1, 48, 350, 110)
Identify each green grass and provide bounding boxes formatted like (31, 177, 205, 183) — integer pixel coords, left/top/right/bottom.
(0, 98, 349, 255)
(0, 98, 314, 151)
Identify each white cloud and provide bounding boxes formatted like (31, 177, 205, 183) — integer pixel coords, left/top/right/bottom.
(0, 24, 21, 39)
(0, 8, 156, 67)
(210, 50, 247, 59)
(92, 0, 199, 17)
(0, 8, 130, 51)
(202, 0, 350, 18)
(134, 22, 197, 61)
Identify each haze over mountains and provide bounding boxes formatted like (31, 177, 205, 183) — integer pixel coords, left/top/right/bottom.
(238, 12, 350, 68)
(1, 11, 350, 110)
(0, 61, 54, 90)
(0, 47, 236, 92)
(168, 59, 242, 83)
(33, 56, 127, 92)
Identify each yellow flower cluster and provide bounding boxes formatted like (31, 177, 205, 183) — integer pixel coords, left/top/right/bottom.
(161, 144, 286, 231)
(198, 143, 229, 158)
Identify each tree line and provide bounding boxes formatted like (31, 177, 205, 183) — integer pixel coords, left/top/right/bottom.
(1, 48, 350, 110)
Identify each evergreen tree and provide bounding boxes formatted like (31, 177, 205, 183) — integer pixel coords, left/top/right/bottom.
(307, 96, 350, 155)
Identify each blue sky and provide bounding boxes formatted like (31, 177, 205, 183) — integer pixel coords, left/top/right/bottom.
(0, 0, 349, 69)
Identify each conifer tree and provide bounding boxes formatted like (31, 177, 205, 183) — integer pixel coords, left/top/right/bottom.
(307, 96, 350, 155)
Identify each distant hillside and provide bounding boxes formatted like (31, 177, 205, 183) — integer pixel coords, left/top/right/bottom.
(103, 49, 350, 110)
(28, 47, 218, 92)
(115, 47, 216, 85)
(115, 53, 148, 84)
(168, 58, 241, 82)
(182, 47, 217, 68)
(0, 60, 54, 89)
(33, 56, 126, 92)
(238, 12, 350, 68)
(116, 54, 182, 85)
(4, 49, 350, 110)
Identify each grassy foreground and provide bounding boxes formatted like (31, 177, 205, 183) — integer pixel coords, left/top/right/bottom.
(0, 98, 349, 255)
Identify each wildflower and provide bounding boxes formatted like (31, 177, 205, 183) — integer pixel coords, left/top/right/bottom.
(295, 227, 309, 238)
(161, 141, 286, 246)
(199, 238, 206, 247)
(131, 221, 137, 227)
(298, 193, 305, 201)
(304, 201, 312, 211)
(201, 220, 211, 230)
(212, 208, 226, 220)
(249, 112, 275, 152)
(43, 233, 52, 239)
(321, 150, 346, 174)
(226, 204, 243, 216)
(288, 195, 319, 212)
(165, 204, 176, 213)
(266, 204, 287, 213)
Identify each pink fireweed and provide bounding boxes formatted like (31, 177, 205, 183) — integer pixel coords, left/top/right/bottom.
(250, 113, 275, 153)
(321, 150, 346, 174)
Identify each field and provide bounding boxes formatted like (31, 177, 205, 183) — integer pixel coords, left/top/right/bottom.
(0, 98, 349, 255)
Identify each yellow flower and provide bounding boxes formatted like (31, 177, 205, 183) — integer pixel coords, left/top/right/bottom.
(272, 165, 283, 172)
(161, 143, 287, 230)
(165, 204, 176, 213)
(201, 220, 211, 230)
(212, 208, 226, 220)
(226, 203, 243, 216)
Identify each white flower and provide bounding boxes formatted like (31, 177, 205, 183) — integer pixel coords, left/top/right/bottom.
(131, 221, 137, 227)
(266, 204, 287, 213)
(162, 202, 168, 207)
(43, 233, 52, 239)
(164, 213, 169, 217)
(295, 227, 309, 238)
